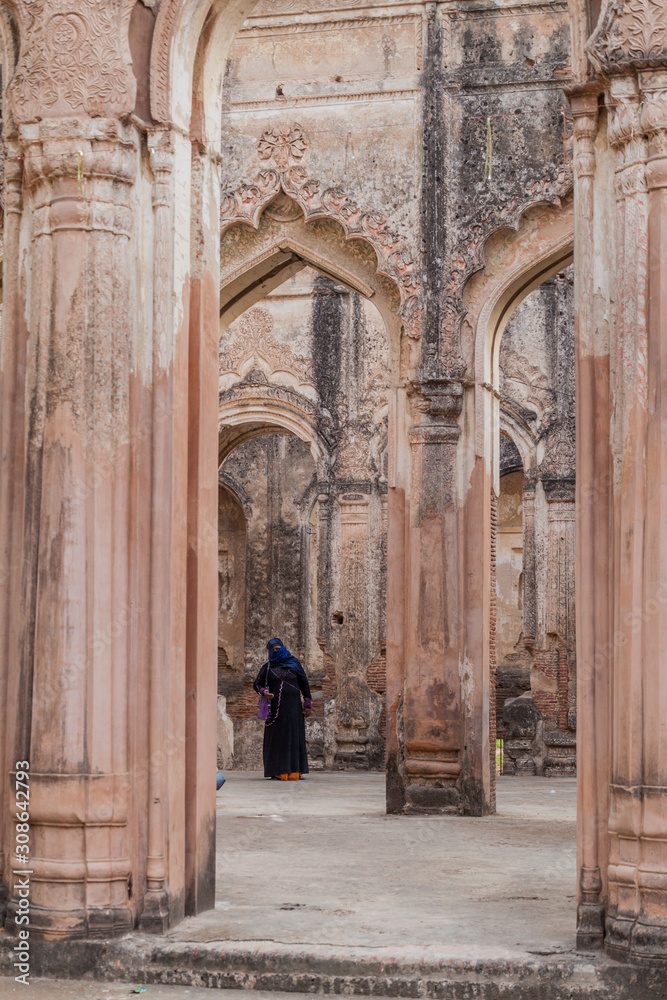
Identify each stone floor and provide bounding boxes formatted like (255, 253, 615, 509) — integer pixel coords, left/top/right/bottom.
(163, 771, 578, 957)
(0, 979, 262, 998)
(5, 774, 620, 999)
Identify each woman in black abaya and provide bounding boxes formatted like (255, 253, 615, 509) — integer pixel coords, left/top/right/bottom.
(254, 638, 312, 780)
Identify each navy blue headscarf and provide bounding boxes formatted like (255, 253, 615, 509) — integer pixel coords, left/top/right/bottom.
(267, 638, 306, 676)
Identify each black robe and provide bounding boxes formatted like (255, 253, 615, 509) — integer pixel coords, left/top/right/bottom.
(254, 657, 311, 777)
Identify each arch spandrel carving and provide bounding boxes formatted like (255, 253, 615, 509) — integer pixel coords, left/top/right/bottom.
(219, 167, 422, 340)
(218, 197, 406, 380)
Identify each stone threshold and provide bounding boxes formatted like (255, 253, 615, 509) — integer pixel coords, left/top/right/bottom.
(2, 935, 667, 999)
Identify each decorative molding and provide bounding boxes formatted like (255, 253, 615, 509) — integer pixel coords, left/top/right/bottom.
(150, 0, 181, 125)
(220, 151, 422, 338)
(452, 1, 569, 18)
(239, 13, 422, 35)
(223, 89, 420, 111)
(541, 420, 576, 479)
(251, 0, 389, 14)
(587, 0, 667, 74)
(8, 0, 135, 124)
(249, 0, 566, 15)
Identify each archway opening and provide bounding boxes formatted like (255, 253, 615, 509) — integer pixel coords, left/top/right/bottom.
(493, 267, 576, 782)
(216, 259, 391, 776)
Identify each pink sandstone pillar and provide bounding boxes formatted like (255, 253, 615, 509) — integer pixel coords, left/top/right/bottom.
(605, 72, 667, 963)
(184, 144, 219, 917)
(385, 387, 407, 811)
(3, 119, 139, 939)
(0, 152, 26, 929)
(400, 378, 464, 813)
(569, 86, 613, 950)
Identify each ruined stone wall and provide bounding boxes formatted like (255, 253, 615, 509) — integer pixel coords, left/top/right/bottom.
(216, 0, 574, 776)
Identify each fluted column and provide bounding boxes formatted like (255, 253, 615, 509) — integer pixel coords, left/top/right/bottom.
(184, 142, 219, 917)
(605, 72, 667, 963)
(3, 119, 139, 939)
(139, 129, 178, 933)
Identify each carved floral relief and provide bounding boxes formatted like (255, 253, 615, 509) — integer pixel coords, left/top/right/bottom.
(8, 0, 135, 124)
(219, 306, 316, 394)
(587, 0, 667, 73)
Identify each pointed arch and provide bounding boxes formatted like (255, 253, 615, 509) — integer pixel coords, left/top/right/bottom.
(462, 195, 574, 469)
(220, 236, 374, 328)
(219, 170, 421, 339)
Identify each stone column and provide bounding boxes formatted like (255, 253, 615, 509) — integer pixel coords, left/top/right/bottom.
(3, 119, 139, 939)
(605, 73, 667, 963)
(332, 493, 373, 767)
(521, 475, 538, 646)
(184, 143, 219, 918)
(315, 489, 333, 643)
(568, 87, 612, 950)
(139, 129, 178, 933)
(636, 72, 667, 961)
(542, 479, 576, 773)
(400, 378, 463, 813)
(385, 388, 407, 810)
(0, 150, 25, 929)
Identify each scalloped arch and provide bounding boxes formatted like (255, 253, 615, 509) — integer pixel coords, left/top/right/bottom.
(220, 168, 422, 339)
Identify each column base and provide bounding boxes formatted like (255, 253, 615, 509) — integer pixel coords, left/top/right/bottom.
(403, 780, 461, 815)
(576, 901, 605, 950)
(385, 756, 405, 814)
(6, 900, 133, 940)
(139, 888, 170, 934)
(605, 914, 667, 965)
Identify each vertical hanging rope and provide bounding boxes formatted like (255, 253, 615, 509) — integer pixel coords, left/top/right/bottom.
(484, 117, 493, 182)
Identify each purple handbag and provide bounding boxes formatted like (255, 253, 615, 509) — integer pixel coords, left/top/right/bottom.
(257, 687, 271, 721)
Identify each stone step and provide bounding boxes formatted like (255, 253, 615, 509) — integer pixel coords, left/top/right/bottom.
(3, 935, 667, 1000)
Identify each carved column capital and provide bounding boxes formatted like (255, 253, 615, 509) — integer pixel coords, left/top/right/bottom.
(409, 377, 463, 424)
(20, 118, 138, 185)
(637, 71, 667, 188)
(18, 118, 138, 242)
(568, 89, 600, 181)
(607, 76, 645, 153)
(542, 477, 577, 504)
(587, 0, 667, 76)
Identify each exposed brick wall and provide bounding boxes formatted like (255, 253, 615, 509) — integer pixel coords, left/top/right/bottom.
(228, 683, 261, 721)
(532, 635, 568, 726)
(366, 645, 386, 694)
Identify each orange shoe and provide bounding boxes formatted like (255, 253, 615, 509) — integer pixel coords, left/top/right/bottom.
(288, 772, 300, 781)
(277, 773, 289, 780)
